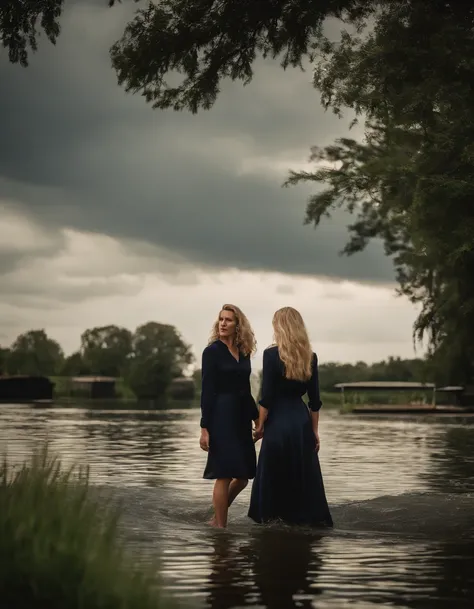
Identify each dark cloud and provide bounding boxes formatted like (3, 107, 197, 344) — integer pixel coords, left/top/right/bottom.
(0, 0, 394, 284)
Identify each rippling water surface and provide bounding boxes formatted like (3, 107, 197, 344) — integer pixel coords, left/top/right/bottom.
(1, 403, 474, 608)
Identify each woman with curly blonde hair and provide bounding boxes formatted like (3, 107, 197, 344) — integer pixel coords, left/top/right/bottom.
(249, 307, 333, 528)
(199, 304, 259, 528)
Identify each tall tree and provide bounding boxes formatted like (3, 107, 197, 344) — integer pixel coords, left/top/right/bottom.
(285, 2, 474, 383)
(0, 346, 10, 375)
(60, 351, 90, 377)
(80, 325, 133, 377)
(110, 0, 474, 382)
(7, 330, 64, 376)
(127, 322, 193, 399)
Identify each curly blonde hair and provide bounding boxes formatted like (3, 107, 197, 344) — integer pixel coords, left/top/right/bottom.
(272, 307, 313, 381)
(209, 304, 257, 357)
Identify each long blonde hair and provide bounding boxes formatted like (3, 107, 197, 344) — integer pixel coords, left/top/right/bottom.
(209, 304, 257, 357)
(273, 307, 313, 381)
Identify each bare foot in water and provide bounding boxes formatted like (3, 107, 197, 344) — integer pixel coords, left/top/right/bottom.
(208, 515, 217, 527)
(208, 516, 226, 528)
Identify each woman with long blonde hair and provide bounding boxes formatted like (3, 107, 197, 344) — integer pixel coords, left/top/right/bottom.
(199, 304, 259, 528)
(248, 307, 333, 527)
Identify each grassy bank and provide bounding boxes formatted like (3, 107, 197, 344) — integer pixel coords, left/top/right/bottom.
(0, 447, 176, 609)
(320, 391, 341, 407)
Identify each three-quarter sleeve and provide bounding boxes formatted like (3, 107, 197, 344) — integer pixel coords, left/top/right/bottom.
(200, 346, 217, 428)
(259, 348, 277, 408)
(307, 353, 322, 412)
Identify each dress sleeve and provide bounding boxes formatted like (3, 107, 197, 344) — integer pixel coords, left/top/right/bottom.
(307, 353, 322, 412)
(259, 348, 277, 409)
(200, 346, 217, 428)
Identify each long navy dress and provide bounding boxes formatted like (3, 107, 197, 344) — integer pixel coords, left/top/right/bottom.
(248, 346, 333, 527)
(200, 340, 259, 480)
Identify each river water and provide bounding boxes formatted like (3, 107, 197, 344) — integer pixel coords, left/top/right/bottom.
(1, 403, 474, 608)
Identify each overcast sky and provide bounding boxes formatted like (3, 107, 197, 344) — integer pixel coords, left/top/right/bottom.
(0, 0, 423, 367)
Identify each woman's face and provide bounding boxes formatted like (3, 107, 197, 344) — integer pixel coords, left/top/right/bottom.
(218, 309, 237, 339)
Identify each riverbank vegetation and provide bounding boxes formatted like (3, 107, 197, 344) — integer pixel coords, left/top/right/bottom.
(0, 324, 193, 400)
(0, 446, 176, 609)
(1, 325, 437, 404)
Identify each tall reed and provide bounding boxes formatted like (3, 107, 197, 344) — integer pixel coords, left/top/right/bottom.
(0, 445, 177, 609)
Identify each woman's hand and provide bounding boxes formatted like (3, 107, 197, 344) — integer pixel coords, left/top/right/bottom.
(314, 431, 320, 453)
(200, 428, 210, 452)
(253, 425, 264, 443)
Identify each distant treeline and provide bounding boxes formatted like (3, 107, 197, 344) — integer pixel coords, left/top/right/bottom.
(0, 324, 193, 400)
(1, 326, 435, 401)
(193, 355, 431, 395)
(317, 357, 430, 392)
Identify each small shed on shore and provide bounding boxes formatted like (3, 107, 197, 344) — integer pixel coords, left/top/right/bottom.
(435, 386, 474, 407)
(168, 377, 195, 400)
(0, 375, 54, 403)
(71, 376, 117, 399)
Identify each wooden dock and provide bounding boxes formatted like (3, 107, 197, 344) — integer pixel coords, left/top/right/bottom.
(350, 404, 474, 415)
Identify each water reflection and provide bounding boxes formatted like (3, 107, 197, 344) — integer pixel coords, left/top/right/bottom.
(206, 534, 254, 609)
(432, 542, 474, 608)
(424, 426, 474, 494)
(204, 529, 323, 609)
(250, 530, 322, 609)
(1, 404, 474, 609)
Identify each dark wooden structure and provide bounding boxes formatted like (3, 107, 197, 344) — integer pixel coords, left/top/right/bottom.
(71, 376, 117, 399)
(168, 377, 196, 400)
(436, 386, 474, 407)
(0, 375, 54, 403)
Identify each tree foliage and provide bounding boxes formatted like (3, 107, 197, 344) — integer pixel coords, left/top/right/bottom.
(0, 0, 64, 66)
(60, 351, 90, 377)
(114, 0, 474, 383)
(317, 357, 430, 392)
(127, 322, 193, 399)
(80, 325, 133, 377)
(0, 1, 141, 66)
(286, 1, 474, 383)
(1, 321, 193, 400)
(0, 347, 10, 375)
(110, 0, 371, 112)
(6, 330, 64, 376)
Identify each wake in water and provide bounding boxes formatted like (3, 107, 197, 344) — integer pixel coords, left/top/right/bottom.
(95, 485, 474, 542)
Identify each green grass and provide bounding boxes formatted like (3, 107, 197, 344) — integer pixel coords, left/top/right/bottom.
(320, 391, 342, 407)
(50, 375, 74, 397)
(0, 446, 177, 609)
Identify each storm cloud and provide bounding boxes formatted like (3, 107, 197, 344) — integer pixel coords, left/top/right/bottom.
(0, 0, 393, 285)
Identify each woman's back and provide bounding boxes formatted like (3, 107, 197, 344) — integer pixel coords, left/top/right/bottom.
(259, 346, 322, 412)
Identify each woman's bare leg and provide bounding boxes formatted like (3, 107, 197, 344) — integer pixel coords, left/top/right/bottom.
(209, 478, 249, 527)
(212, 478, 232, 528)
(228, 478, 248, 506)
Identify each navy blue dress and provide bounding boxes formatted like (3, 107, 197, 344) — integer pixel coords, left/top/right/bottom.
(200, 340, 259, 480)
(248, 346, 333, 527)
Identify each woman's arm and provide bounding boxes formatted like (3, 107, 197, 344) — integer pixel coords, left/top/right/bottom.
(245, 361, 260, 423)
(255, 406, 268, 437)
(307, 353, 322, 451)
(199, 346, 217, 450)
(254, 349, 275, 437)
